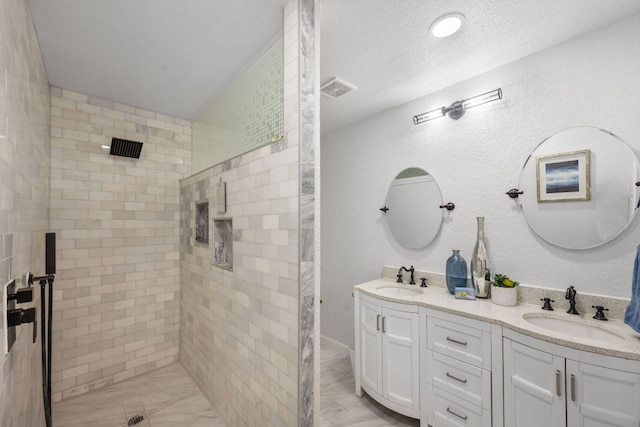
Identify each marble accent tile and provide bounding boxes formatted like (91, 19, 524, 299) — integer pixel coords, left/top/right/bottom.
(297, 0, 319, 425)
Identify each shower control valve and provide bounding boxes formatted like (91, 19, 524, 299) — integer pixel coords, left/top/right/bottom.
(7, 307, 36, 327)
(7, 287, 33, 304)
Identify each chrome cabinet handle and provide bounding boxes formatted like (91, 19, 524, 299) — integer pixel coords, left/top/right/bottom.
(446, 372, 468, 384)
(570, 374, 576, 401)
(376, 314, 380, 331)
(446, 407, 468, 421)
(555, 370, 562, 396)
(382, 317, 386, 333)
(446, 336, 467, 346)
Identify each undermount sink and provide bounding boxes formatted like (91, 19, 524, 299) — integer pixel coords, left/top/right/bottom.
(522, 313, 625, 343)
(374, 286, 423, 297)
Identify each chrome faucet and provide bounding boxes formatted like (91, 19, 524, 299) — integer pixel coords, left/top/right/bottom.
(565, 286, 579, 315)
(397, 265, 415, 284)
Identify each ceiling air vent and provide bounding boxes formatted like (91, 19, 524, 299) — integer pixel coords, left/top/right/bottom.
(110, 137, 143, 159)
(321, 77, 357, 99)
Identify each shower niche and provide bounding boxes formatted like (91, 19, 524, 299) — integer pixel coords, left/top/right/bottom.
(195, 201, 209, 244)
(213, 219, 233, 271)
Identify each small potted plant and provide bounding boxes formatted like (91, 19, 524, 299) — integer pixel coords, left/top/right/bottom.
(492, 273, 519, 307)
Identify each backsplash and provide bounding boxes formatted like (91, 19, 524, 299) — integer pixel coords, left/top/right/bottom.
(383, 266, 630, 320)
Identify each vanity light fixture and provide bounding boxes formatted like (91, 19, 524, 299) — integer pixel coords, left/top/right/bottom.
(430, 13, 465, 38)
(412, 88, 502, 125)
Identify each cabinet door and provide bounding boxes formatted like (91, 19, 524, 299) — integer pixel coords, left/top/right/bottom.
(503, 338, 566, 427)
(566, 360, 640, 427)
(359, 297, 382, 395)
(381, 306, 420, 411)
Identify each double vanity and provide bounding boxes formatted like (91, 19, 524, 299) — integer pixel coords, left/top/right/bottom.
(354, 273, 640, 427)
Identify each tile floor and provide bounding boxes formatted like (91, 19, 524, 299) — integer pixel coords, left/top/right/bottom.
(52, 363, 225, 427)
(320, 344, 420, 427)
(54, 345, 418, 427)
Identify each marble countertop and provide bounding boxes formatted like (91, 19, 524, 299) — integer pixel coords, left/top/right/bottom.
(355, 278, 640, 361)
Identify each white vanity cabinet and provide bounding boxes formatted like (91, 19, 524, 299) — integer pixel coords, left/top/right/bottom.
(423, 309, 499, 427)
(354, 279, 640, 427)
(355, 292, 420, 418)
(503, 331, 640, 427)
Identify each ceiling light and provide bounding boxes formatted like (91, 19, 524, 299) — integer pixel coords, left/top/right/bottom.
(413, 88, 502, 125)
(430, 13, 465, 38)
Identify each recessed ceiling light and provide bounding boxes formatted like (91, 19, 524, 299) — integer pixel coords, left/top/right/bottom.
(430, 13, 465, 38)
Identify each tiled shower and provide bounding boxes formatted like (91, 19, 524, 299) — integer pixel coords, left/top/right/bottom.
(1, 0, 318, 426)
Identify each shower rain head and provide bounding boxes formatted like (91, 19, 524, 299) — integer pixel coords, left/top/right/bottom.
(110, 137, 143, 159)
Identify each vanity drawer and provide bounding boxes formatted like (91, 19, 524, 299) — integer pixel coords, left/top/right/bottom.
(428, 385, 491, 427)
(427, 350, 491, 410)
(427, 315, 491, 370)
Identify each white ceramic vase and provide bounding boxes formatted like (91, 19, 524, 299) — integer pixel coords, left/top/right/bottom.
(491, 285, 517, 307)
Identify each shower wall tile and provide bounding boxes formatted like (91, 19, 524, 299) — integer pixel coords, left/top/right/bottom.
(180, 139, 299, 425)
(180, 21, 300, 421)
(0, 1, 50, 426)
(49, 87, 192, 403)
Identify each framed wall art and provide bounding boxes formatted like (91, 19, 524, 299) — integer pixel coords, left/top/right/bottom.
(536, 150, 590, 202)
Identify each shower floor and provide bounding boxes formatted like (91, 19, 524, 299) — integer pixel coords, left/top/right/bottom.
(52, 363, 225, 427)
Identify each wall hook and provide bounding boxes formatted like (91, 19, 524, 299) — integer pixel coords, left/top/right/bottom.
(636, 181, 640, 186)
(506, 188, 523, 199)
(439, 202, 455, 211)
(380, 206, 389, 213)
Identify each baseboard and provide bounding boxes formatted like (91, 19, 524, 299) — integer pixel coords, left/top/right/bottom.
(320, 334, 350, 353)
(321, 335, 355, 376)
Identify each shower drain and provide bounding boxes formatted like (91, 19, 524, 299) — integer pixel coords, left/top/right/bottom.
(127, 415, 145, 426)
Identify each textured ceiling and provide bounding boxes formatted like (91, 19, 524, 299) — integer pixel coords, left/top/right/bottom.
(27, 1, 640, 128)
(27, 0, 283, 119)
(320, 0, 640, 134)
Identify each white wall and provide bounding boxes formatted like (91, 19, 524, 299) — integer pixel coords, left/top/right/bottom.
(321, 14, 640, 347)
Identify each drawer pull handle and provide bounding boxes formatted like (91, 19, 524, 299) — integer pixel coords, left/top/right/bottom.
(376, 314, 380, 331)
(570, 374, 576, 402)
(446, 372, 468, 384)
(446, 407, 468, 421)
(382, 316, 386, 333)
(555, 370, 562, 396)
(446, 336, 467, 346)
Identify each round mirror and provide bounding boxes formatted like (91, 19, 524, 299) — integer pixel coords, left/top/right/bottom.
(384, 167, 444, 249)
(519, 127, 640, 249)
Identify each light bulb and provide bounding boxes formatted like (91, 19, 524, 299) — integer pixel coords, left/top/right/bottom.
(430, 14, 465, 38)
